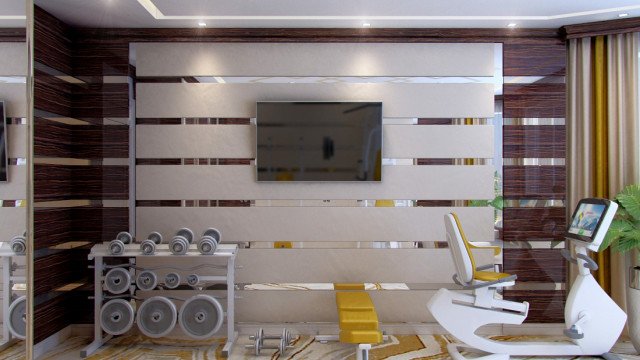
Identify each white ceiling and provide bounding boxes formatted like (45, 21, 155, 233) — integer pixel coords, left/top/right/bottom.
(31, 0, 640, 29)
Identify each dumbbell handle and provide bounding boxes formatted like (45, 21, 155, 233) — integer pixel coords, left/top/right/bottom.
(244, 345, 294, 349)
(249, 335, 292, 341)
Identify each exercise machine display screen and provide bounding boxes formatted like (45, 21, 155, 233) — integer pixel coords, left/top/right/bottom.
(566, 198, 612, 243)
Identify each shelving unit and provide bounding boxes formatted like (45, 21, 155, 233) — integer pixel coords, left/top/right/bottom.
(0, 242, 26, 350)
(81, 243, 238, 358)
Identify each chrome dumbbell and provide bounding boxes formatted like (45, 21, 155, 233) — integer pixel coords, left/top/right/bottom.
(197, 228, 221, 255)
(9, 234, 26, 255)
(164, 272, 181, 289)
(136, 270, 158, 291)
(108, 231, 133, 255)
(246, 328, 295, 356)
(140, 232, 163, 255)
(169, 228, 194, 255)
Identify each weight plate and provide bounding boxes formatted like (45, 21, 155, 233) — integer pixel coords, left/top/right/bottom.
(8, 296, 26, 340)
(136, 270, 158, 291)
(10, 236, 26, 255)
(137, 296, 177, 338)
(179, 294, 223, 339)
(140, 239, 156, 255)
(148, 231, 163, 244)
(116, 231, 133, 244)
(186, 274, 199, 286)
(104, 268, 131, 294)
(170, 236, 189, 255)
(197, 236, 217, 255)
(202, 228, 221, 242)
(109, 239, 125, 255)
(176, 228, 194, 243)
(164, 272, 181, 289)
(254, 329, 261, 356)
(100, 299, 135, 336)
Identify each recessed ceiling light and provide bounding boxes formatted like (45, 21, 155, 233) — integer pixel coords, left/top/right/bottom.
(619, 13, 629, 17)
(507, 23, 517, 28)
(198, 22, 207, 27)
(362, 23, 371, 27)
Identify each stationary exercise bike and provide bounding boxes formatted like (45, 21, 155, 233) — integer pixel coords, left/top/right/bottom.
(427, 198, 626, 360)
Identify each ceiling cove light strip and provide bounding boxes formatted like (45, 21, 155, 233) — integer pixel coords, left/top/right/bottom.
(0, 16, 25, 20)
(135, 1, 640, 22)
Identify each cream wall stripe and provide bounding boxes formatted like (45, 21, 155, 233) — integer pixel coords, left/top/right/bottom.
(135, 165, 494, 200)
(0, 84, 27, 118)
(7, 125, 27, 158)
(136, 124, 494, 159)
(0, 166, 26, 200)
(235, 248, 494, 284)
(136, 83, 495, 119)
(235, 290, 440, 323)
(0, 43, 27, 76)
(135, 43, 495, 77)
(0, 208, 26, 240)
(136, 206, 493, 244)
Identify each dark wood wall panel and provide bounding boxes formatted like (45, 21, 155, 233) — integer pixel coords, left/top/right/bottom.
(503, 290, 566, 323)
(564, 16, 640, 39)
(503, 43, 567, 76)
(503, 165, 566, 199)
(34, 252, 88, 296)
(503, 83, 566, 118)
(34, 72, 73, 117)
(34, 6, 73, 74)
(72, 83, 129, 118)
(35, 121, 129, 158)
(35, 207, 129, 249)
(74, 27, 563, 44)
(503, 125, 566, 158)
(73, 43, 130, 76)
(34, 165, 129, 201)
(503, 207, 567, 242)
(503, 249, 566, 282)
(0, 28, 26, 42)
(34, 291, 93, 343)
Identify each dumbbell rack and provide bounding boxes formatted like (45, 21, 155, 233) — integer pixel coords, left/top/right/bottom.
(81, 242, 238, 358)
(0, 242, 26, 350)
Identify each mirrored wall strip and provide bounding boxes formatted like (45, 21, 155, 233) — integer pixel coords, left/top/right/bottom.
(503, 118, 565, 125)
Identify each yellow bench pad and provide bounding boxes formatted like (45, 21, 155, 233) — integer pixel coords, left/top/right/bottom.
(339, 310, 379, 330)
(336, 292, 375, 311)
(334, 283, 366, 290)
(339, 330, 383, 344)
(474, 271, 513, 282)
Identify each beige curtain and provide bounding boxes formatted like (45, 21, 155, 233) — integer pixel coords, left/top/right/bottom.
(567, 32, 640, 315)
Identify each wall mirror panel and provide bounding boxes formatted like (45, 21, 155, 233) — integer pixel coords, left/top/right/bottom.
(0, 0, 28, 357)
(26, 1, 573, 356)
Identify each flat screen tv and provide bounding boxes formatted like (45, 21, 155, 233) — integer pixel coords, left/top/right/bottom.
(0, 101, 6, 182)
(257, 102, 382, 182)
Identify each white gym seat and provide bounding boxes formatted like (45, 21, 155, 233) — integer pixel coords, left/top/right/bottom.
(428, 200, 626, 360)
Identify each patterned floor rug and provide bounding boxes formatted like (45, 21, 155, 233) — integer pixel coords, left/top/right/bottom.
(36, 334, 640, 360)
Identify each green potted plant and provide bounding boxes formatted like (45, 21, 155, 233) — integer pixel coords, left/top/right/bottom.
(599, 184, 640, 352)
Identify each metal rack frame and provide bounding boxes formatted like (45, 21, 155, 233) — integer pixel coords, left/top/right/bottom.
(0, 242, 26, 350)
(81, 243, 238, 358)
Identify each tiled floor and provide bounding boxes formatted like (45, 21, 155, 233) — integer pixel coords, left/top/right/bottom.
(37, 333, 640, 360)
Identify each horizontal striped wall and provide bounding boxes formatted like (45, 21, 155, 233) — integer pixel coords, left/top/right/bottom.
(136, 206, 493, 244)
(136, 42, 496, 325)
(135, 43, 495, 77)
(137, 124, 494, 159)
(137, 165, 494, 200)
(137, 83, 494, 119)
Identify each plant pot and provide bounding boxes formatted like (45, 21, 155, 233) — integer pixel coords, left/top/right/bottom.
(628, 266, 640, 353)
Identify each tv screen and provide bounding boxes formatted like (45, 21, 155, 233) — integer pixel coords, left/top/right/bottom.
(257, 102, 382, 182)
(566, 198, 613, 244)
(0, 102, 6, 182)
